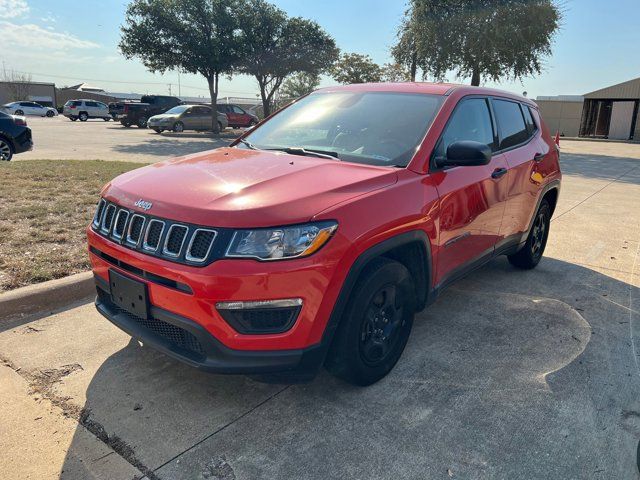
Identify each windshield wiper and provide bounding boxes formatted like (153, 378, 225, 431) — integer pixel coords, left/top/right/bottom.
(271, 147, 340, 160)
(237, 138, 257, 150)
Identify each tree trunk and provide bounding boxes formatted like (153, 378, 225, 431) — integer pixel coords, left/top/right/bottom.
(258, 77, 270, 118)
(471, 66, 481, 86)
(410, 50, 417, 82)
(207, 73, 220, 134)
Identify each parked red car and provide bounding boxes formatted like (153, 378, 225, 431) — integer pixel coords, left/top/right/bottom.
(88, 83, 561, 385)
(216, 104, 259, 128)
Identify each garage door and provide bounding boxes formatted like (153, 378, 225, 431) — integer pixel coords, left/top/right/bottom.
(608, 101, 635, 140)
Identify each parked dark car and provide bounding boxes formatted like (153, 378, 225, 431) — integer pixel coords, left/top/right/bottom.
(216, 104, 258, 128)
(0, 111, 33, 161)
(112, 95, 182, 128)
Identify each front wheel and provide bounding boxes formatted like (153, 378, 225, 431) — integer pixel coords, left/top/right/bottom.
(325, 257, 416, 386)
(46, 110, 55, 117)
(14, 109, 24, 116)
(172, 121, 184, 133)
(0, 137, 13, 161)
(507, 199, 551, 269)
(103, 117, 110, 122)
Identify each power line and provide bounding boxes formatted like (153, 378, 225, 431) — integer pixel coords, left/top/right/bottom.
(6, 68, 260, 96)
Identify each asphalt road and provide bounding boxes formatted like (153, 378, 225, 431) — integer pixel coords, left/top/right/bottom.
(1, 141, 639, 479)
(15, 115, 239, 163)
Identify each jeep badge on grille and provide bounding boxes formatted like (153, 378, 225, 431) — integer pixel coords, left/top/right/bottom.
(134, 199, 153, 211)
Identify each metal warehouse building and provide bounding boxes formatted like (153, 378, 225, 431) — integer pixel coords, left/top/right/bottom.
(537, 76, 640, 141)
(579, 77, 640, 140)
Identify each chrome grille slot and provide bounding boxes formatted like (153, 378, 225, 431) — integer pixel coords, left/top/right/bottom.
(186, 229, 217, 262)
(111, 209, 129, 240)
(126, 214, 146, 246)
(163, 225, 188, 257)
(143, 219, 165, 251)
(92, 199, 106, 228)
(101, 204, 116, 234)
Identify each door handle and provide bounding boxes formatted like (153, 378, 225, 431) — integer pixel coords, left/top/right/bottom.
(533, 153, 546, 162)
(491, 167, 508, 179)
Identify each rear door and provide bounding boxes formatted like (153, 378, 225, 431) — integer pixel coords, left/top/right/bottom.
(491, 99, 548, 241)
(195, 106, 213, 130)
(432, 97, 510, 286)
(84, 101, 99, 117)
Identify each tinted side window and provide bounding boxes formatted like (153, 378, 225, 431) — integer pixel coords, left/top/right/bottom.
(71, 101, 83, 106)
(437, 98, 495, 157)
(493, 99, 528, 149)
(522, 106, 537, 134)
(85, 101, 98, 107)
(232, 106, 244, 114)
(194, 106, 210, 115)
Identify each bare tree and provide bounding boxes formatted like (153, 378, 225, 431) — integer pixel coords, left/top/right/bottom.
(1, 66, 33, 101)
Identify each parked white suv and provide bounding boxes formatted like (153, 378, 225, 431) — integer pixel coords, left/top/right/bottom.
(2, 101, 57, 117)
(62, 100, 111, 122)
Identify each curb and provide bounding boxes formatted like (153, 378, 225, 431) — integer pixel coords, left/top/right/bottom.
(0, 271, 95, 322)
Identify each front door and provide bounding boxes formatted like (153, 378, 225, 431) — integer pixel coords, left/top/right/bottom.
(431, 97, 509, 286)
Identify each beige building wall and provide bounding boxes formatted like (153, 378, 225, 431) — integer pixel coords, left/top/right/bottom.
(536, 99, 583, 137)
(0, 82, 57, 106)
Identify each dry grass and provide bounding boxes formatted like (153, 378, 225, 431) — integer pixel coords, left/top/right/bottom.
(0, 160, 142, 292)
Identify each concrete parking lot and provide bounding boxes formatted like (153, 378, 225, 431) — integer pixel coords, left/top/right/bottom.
(1, 141, 639, 479)
(16, 115, 239, 163)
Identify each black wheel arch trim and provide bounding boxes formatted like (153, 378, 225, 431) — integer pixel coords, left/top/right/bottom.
(519, 179, 560, 245)
(320, 230, 433, 352)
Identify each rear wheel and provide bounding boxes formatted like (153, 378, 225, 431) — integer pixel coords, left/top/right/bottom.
(137, 116, 147, 128)
(70, 116, 78, 122)
(103, 117, 110, 122)
(173, 121, 184, 133)
(79, 112, 88, 122)
(325, 257, 416, 386)
(152, 128, 162, 134)
(14, 109, 24, 116)
(507, 199, 551, 269)
(0, 137, 14, 161)
(121, 122, 132, 128)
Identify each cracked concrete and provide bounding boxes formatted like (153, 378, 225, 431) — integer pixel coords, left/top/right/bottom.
(1, 140, 640, 479)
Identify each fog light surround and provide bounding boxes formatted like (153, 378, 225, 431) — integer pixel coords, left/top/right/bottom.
(216, 298, 303, 334)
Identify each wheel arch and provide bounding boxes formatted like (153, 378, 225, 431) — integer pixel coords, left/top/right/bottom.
(321, 230, 433, 350)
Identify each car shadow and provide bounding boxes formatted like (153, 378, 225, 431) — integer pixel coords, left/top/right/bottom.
(57, 256, 640, 479)
(111, 138, 234, 158)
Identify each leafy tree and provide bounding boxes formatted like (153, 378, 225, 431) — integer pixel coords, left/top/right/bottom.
(391, 12, 418, 81)
(119, 0, 242, 133)
(1, 66, 32, 101)
(280, 72, 321, 99)
(381, 63, 412, 83)
(331, 53, 383, 85)
(238, 0, 338, 117)
(393, 0, 562, 86)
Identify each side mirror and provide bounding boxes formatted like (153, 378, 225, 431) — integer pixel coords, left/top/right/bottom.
(435, 140, 492, 168)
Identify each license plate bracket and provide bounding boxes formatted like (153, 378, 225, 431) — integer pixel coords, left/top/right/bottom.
(109, 269, 149, 319)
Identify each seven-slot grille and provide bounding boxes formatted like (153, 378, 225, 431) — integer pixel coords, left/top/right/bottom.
(92, 200, 217, 265)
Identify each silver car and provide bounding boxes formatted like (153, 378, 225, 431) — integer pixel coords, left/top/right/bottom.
(147, 105, 228, 133)
(62, 100, 111, 122)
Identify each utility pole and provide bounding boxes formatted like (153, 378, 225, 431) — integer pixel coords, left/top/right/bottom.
(168, 84, 172, 96)
(178, 72, 181, 98)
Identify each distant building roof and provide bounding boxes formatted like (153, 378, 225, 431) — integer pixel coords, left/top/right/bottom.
(536, 95, 584, 102)
(584, 77, 640, 99)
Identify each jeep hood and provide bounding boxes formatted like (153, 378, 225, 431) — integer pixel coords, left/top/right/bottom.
(104, 147, 398, 227)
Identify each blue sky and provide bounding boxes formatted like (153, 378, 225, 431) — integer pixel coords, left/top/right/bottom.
(0, 0, 638, 100)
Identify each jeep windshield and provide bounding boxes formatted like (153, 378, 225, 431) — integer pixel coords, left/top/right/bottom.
(239, 91, 444, 167)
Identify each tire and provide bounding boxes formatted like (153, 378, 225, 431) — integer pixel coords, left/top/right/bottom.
(172, 121, 184, 133)
(507, 199, 551, 270)
(152, 128, 162, 134)
(103, 117, 110, 122)
(0, 136, 13, 161)
(70, 116, 78, 122)
(325, 257, 416, 386)
(79, 112, 88, 122)
(14, 109, 24, 116)
(137, 116, 147, 128)
(249, 118, 258, 126)
(122, 122, 132, 128)
(46, 110, 54, 117)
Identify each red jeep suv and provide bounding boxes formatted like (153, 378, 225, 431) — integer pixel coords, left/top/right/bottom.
(88, 83, 561, 386)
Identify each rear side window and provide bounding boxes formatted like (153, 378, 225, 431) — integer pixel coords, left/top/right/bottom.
(85, 101, 98, 107)
(522, 106, 538, 135)
(232, 106, 245, 114)
(72, 101, 83, 106)
(436, 98, 495, 157)
(493, 99, 529, 149)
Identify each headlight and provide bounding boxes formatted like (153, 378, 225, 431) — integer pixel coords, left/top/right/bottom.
(225, 221, 337, 260)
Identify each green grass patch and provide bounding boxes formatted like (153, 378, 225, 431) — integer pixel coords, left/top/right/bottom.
(0, 160, 142, 292)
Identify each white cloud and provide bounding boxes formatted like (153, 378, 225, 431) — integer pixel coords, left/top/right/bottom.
(0, 0, 29, 19)
(0, 21, 99, 49)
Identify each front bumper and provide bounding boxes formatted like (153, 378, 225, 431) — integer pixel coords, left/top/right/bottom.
(94, 275, 325, 376)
